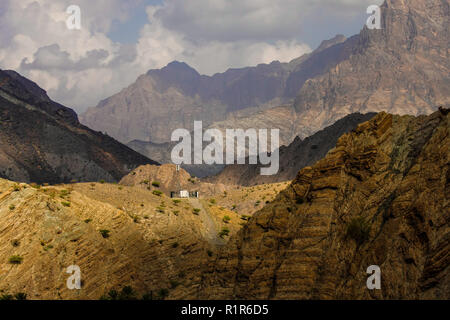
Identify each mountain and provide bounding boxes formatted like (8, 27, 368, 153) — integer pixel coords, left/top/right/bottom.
(200, 108, 450, 299)
(0, 70, 157, 184)
(80, 34, 352, 145)
(81, 0, 449, 163)
(207, 112, 377, 186)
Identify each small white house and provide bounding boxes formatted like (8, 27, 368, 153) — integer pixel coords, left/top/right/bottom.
(179, 190, 189, 198)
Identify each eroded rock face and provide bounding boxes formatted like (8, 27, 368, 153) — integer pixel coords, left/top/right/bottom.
(200, 109, 449, 299)
(0, 70, 157, 184)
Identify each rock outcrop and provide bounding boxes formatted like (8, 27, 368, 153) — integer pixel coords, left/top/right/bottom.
(200, 109, 449, 299)
(0, 70, 157, 184)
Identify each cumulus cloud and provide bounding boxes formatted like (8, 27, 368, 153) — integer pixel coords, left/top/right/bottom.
(0, 0, 383, 112)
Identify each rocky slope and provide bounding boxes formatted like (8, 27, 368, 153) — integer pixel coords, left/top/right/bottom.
(0, 70, 157, 184)
(0, 177, 243, 300)
(199, 108, 449, 299)
(207, 112, 377, 186)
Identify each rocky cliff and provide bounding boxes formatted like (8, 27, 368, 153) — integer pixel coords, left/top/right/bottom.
(0, 70, 157, 184)
(200, 108, 449, 299)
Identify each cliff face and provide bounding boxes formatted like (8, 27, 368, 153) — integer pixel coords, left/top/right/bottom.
(200, 109, 449, 299)
(0, 70, 157, 184)
(294, 0, 450, 122)
(207, 113, 377, 186)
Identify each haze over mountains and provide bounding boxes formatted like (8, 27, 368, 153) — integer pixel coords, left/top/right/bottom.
(81, 0, 449, 170)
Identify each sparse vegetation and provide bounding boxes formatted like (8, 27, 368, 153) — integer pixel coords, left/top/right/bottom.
(172, 199, 181, 205)
(13, 185, 20, 192)
(61, 201, 71, 207)
(156, 288, 169, 300)
(219, 227, 230, 238)
(223, 215, 231, 223)
(193, 208, 201, 215)
(9, 255, 23, 264)
(346, 217, 371, 245)
(14, 292, 27, 300)
(152, 190, 163, 197)
(152, 181, 160, 187)
(170, 280, 180, 289)
(99, 180, 105, 184)
(99, 229, 110, 238)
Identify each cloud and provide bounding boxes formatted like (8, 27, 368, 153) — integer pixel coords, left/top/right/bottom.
(0, 0, 383, 112)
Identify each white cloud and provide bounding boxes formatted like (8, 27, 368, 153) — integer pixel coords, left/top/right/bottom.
(0, 0, 384, 112)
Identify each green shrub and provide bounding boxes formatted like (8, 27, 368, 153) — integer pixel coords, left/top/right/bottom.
(9, 204, 15, 211)
(172, 199, 181, 205)
(99, 229, 110, 238)
(231, 205, 237, 210)
(84, 219, 92, 223)
(119, 286, 136, 300)
(60, 189, 70, 198)
(219, 227, 230, 238)
(172, 210, 180, 216)
(170, 280, 180, 289)
(240, 215, 251, 221)
(223, 215, 231, 223)
(0, 294, 13, 300)
(13, 185, 20, 192)
(61, 201, 71, 207)
(9, 255, 23, 264)
(152, 190, 163, 197)
(11, 239, 20, 247)
(152, 181, 160, 187)
(156, 288, 169, 300)
(99, 180, 105, 184)
(193, 208, 201, 215)
(209, 199, 216, 204)
(14, 292, 27, 300)
(346, 217, 371, 245)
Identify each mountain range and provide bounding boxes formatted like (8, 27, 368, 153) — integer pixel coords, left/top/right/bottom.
(81, 0, 449, 172)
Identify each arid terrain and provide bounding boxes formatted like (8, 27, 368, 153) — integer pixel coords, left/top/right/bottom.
(0, 109, 448, 300)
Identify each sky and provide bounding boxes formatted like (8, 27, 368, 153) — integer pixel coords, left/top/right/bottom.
(0, 0, 383, 113)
